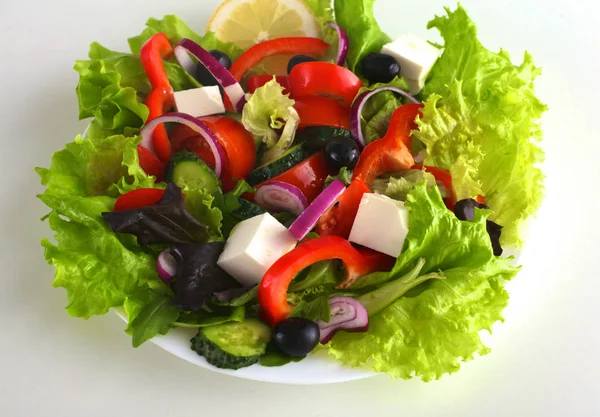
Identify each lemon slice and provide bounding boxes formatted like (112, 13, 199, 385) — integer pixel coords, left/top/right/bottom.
(207, 0, 320, 50)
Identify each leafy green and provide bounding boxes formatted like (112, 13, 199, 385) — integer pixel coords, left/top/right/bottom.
(184, 186, 224, 240)
(371, 169, 437, 201)
(305, 0, 334, 21)
(126, 291, 180, 347)
(289, 260, 341, 292)
(128, 15, 243, 61)
(357, 258, 444, 315)
(174, 306, 245, 328)
(242, 78, 300, 164)
(334, 0, 391, 73)
(357, 78, 412, 143)
(290, 295, 331, 322)
(102, 183, 210, 246)
(327, 181, 520, 380)
(415, 5, 546, 245)
(259, 345, 306, 367)
(325, 167, 353, 187)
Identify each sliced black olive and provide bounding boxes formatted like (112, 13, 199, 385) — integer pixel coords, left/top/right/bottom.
(195, 50, 232, 86)
(288, 55, 317, 73)
(361, 52, 401, 84)
(324, 137, 360, 171)
(273, 318, 320, 357)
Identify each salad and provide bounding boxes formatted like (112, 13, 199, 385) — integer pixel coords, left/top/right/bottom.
(36, 0, 546, 381)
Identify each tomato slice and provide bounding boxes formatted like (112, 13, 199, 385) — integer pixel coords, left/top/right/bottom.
(137, 145, 165, 182)
(288, 62, 364, 108)
(249, 152, 332, 204)
(247, 75, 290, 94)
(294, 96, 351, 130)
(169, 116, 256, 191)
(316, 179, 371, 238)
(114, 188, 166, 211)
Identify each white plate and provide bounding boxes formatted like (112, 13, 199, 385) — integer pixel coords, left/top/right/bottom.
(113, 308, 376, 384)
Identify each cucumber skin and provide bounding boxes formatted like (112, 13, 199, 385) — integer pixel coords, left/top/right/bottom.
(165, 151, 220, 193)
(247, 145, 308, 186)
(190, 332, 260, 370)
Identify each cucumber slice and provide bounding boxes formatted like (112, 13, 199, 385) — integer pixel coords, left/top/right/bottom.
(296, 126, 353, 151)
(247, 144, 308, 186)
(191, 319, 271, 370)
(165, 151, 220, 194)
(233, 198, 267, 220)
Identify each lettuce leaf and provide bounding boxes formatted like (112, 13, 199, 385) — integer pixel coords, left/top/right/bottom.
(357, 77, 411, 143)
(415, 6, 547, 245)
(327, 182, 520, 380)
(242, 78, 300, 164)
(36, 134, 179, 346)
(334, 0, 391, 73)
(128, 15, 243, 61)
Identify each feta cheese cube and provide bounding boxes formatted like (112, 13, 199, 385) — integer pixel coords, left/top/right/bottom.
(381, 34, 441, 84)
(348, 193, 410, 258)
(217, 213, 297, 287)
(173, 86, 225, 118)
(405, 76, 426, 95)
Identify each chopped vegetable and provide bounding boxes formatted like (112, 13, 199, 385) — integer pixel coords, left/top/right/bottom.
(317, 296, 369, 344)
(254, 181, 308, 215)
(273, 318, 320, 357)
(157, 249, 178, 282)
(102, 183, 209, 246)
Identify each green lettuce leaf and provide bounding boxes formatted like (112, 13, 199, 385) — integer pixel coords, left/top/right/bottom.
(325, 167, 353, 187)
(184, 186, 224, 240)
(357, 78, 411, 143)
(37, 134, 177, 345)
(242, 78, 300, 164)
(327, 182, 520, 380)
(334, 0, 391, 73)
(371, 170, 437, 202)
(415, 6, 546, 245)
(128, 15, 243, 61)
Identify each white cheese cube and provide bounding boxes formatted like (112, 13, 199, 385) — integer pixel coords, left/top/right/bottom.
(173, 86, 225, 118)
(348, 193, 410, 258)
(217, 213, 297, 287)
(381, 34, 441, 82)
(405, 76, 426, 95)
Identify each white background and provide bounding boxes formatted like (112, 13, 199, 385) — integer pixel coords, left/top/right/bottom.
(1, 0, 599, 416)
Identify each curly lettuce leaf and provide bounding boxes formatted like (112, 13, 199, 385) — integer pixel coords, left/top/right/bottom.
(128, 15, 243, 61)
(334, 0, 391, 73)
(371, 170, 437, 202)
(415, 6, 547, 245)
(36, 134, 178, 346)
(327, 182, 519, 380)
(357, 78, 412, 144)
(242, 78, 300, 164)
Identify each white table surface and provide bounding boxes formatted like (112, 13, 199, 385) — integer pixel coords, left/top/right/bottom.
(1, 0, 599, 416)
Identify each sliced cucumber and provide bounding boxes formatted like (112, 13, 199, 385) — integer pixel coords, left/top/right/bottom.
(296, 126, 353, 151)
(165, 151, 220, 194)
(191, 319, 271, 370)
(233, 198, 267, 220)
(247, 144, 308, 186)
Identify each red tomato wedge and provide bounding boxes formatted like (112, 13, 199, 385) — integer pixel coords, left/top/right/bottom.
(114, 188, 166, 211)
(247, 75, 290, 94)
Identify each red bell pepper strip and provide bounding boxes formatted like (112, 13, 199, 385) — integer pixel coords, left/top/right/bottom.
(137, 145, 165, 182)
(140, 33, 175, 164)
(246, 75, 290, 94)
(316, 104, 422, 238)
(258, 236, 394, 326)
(229, 37, 329, 81)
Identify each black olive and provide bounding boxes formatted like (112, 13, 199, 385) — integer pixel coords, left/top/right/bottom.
(486, 220, 504, 256)
(273, 318, 320, 357)
(288, 55, 317, 73)
(361, 52, 401, 84)
(454, 199, 477, 221)
(324, 137, 360, 171)
(195, 50, 232, 86)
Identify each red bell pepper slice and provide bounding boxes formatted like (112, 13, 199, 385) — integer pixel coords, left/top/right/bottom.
(229, 37, 329, 81)
(140, 33, 175, 164)
(246, 75, 290, 94)
(294, 96, 351, 130)
(316, 104, 422, 238)
(288, 62, 364, 108)
(258, 236, 394, 326)
(136, 145, 165, 182)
